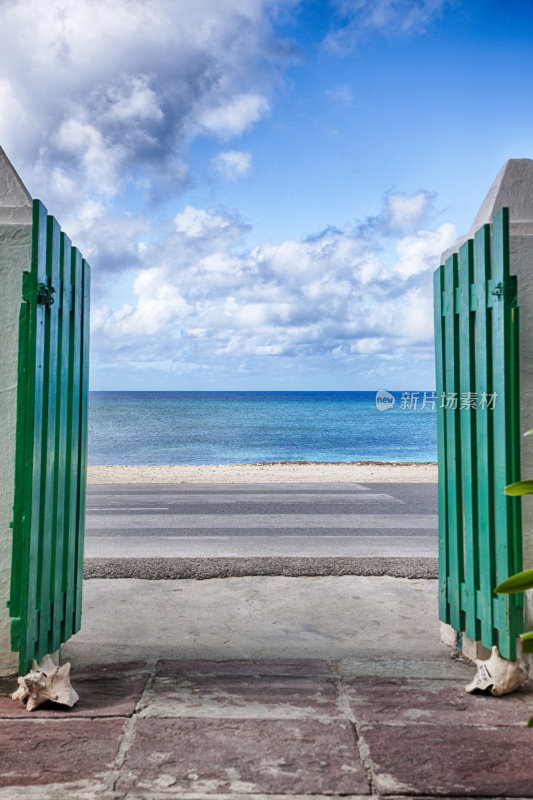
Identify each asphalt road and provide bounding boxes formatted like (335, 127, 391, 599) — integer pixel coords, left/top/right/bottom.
(84, 482, 438, 561)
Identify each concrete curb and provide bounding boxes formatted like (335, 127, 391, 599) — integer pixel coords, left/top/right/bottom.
(83, 556, 439, 580)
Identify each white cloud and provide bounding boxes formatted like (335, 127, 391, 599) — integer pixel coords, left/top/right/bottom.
(90, 198, 457, 372)
(104, 75, 164, 124)
(385, 190, 432, 232)
(196, 93, 270, 138)
(54, 118, 125, 197)
(0, 79, 27, 153)
(174, 205, 249, 249)
(212, 150, 252, 181)
(0, 0, 288, 219)
(394, 222, 455, 278)
(175, 206, 229, 238)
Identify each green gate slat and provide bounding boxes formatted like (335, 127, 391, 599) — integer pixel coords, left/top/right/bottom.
(10, 199, 90, 673)
(443, 253, 464, 632)
(457, 239, 480, 641)
(473, 224, 496, 646)
(37, 215, 61, 659)
(75, 259, 90, 631)
(433, 265, 449, 623)
(63, 248, 83, 641)
(51, 233, 72, 652)
(490, 208, 521, 659)
(24, 201, 48, 670)
(509, 304, 522, 584)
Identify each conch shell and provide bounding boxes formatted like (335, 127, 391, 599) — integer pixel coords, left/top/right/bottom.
(465, 645, 528, 696)
(11, 654, 79, 711)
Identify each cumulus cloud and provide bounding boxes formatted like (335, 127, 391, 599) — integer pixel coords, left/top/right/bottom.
(394, 223, 455, 278)
(385, 189, 434, 233)
(196, 94, 270, 139)
(0, 0, 290, 217)
(212, 150, 252, 181)
(0, 78, 27, 152)
(174, 205, 250, 248)
(91, 194, 457, 373)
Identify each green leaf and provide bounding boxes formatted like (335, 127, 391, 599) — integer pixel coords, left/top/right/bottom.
(494, 569, 533, 594)
(527, 717, 533, 728)
(521, 631, 533, 654)
(504, 481, 533, 496)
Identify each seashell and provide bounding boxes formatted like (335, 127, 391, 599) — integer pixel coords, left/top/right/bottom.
(465, 645, 528, 696)
(11, 654, 79, 711)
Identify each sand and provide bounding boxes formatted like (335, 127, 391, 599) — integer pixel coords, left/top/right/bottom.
(87, 461, 438, 484)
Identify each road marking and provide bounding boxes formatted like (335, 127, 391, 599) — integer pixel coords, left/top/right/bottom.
(87, 482, 372, 493)
(87, 507, 169, 512)
(85, 513, 437, 529)
(86, 493, 401, 510)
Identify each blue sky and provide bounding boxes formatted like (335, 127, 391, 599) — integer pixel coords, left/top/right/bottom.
(2, 0, 533, 390)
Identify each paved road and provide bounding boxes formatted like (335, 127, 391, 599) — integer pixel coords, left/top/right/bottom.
(84, 482, 437, 559)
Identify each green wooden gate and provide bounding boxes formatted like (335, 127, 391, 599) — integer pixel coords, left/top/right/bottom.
(8, 199, 90, 673)
(434, 207, 522, 660)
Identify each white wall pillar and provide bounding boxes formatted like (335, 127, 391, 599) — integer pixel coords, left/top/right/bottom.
(0, 147, 32, 676)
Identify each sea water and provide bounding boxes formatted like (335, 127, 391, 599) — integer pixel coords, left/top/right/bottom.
(88, 391, 437, 466)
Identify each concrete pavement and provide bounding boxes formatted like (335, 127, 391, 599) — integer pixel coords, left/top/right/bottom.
(63, 574, 445, 666)
(1, 574, 533, 798)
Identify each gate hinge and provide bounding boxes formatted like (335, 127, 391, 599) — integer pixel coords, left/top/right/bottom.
(37, 282, 56, 308)
(487, 276, 517, 308)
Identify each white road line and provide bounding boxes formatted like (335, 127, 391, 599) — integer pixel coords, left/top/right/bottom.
(87, 482, 372, 493)
(87, 507, 169, 512)
(85, 513, 437, 529)
(85, 493, 400, 510)
(86, 492, 377, 502)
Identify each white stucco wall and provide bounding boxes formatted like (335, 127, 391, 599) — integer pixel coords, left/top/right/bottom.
(0, 147, 32, 676)
(511, 228, 533, 650)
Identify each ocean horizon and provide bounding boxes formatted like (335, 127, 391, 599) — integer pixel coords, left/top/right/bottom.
(87, 390, 438, 466)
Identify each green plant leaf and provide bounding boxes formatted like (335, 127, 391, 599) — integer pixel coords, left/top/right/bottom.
(528, 717, 533, 728)
(504, 481, 533, 496)
(521, 631, 533, 654)
(494, 569, 533, 594)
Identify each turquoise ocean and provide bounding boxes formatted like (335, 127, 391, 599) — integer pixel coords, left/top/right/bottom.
(88, 391, 437, 466)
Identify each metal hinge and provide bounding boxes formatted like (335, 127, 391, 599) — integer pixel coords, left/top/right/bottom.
(487, 276, 517, 309)
(37, 282, 56, 307)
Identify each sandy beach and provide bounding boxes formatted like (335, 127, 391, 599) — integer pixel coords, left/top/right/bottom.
(87, 461, 438, 484)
